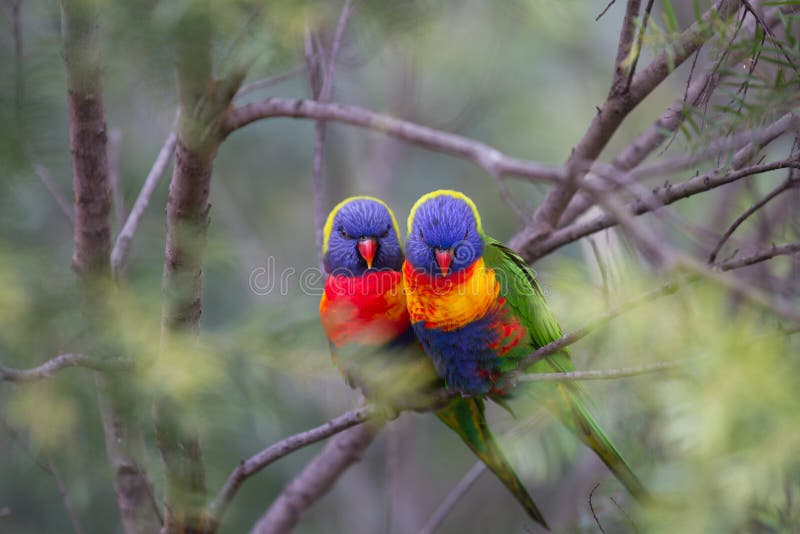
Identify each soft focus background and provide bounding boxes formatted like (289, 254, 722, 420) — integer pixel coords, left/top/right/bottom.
(1, 1, 799, 533)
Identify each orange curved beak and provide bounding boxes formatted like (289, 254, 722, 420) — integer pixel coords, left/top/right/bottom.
(434, 247, 454, 276)
(357, 237, 378, 269)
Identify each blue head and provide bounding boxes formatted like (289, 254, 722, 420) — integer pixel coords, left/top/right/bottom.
(322, 196, 404, 275)
(405, 190, 484, 276)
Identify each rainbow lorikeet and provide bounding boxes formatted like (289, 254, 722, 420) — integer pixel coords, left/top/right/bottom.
(403, 190, 648, 508)
(319, 196, 548, 528)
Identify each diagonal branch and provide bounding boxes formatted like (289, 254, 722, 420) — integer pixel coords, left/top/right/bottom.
(708, 173, 798, 264)
(521, 0, 742, 250)
(207, 405, 375, 528)
(513, 159, 800, 262)
(250, 421, 385, 534)
(610, 0, 641, 94)
(417, 462, 487, 534)
(560, 3, 795, 226)
(110, 125, 177, 277)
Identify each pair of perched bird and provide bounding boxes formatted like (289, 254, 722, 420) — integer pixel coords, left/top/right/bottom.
(318, 190, 646, 529)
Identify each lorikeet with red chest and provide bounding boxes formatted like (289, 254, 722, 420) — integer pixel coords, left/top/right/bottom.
(403, 190, 648, 510)
(319, 196, 548, 528)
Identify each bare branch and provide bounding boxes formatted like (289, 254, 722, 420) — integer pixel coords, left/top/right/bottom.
(516, 360, 688, 383)
(417, 462, 486, 534)
(628, 112, 799, 180)
(716, 241, 800, 271)
(596, 0, 617, 22)
(110, 126, 177, 277)
(561, 4, 791, 225)
(611, 0, 642, 94)
(208, 405, 376, 528)
(514, 159, 800, 262)
(307, 0, 355, 270)
(624, 0, 656, 91)
(524, 0, 741, 245)
(250, 421, 385, 534)
(0, 418, 85, 533)
(224, 98, 564, 183)
(709, 174, 798, 264)
(741, 0, 800, 77)
(0, 353, 132, 384)
(31, 160, 74, 224)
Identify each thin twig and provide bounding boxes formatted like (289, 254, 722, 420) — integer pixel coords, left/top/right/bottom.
(628, 112, 799, 180)
(589, 483, 607, 534)
(235, 65, 306, 99)
(110, 126, 177, 277)
(42, 460, 85, 534)
(611, 0, 642, 93)
(0, 418, 85, 534)
(625, 0, 656, 91)
(308, 0, 355, 270)
(417, 462, 487, 534)
(716, 241, 800, 272)
(741, 0, 800, 78)
(596, 0, 616, 21)
(708, 175, 798, 264)
(516, 360, 688, 383)
(0, 353, 133, 384)
(512, 159, 800, 262)
(31, 160, 74, 224)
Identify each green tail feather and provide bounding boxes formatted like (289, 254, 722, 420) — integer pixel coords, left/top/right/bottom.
(435, 397, 550, 530)
(521, 354, 649, 502)
(556, 382, 649, 502)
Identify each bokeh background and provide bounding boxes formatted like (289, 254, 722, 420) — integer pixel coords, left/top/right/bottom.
(1, 1, 799, 532)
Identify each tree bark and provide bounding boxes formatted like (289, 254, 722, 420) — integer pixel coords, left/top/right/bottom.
(61, 1, 159, 533)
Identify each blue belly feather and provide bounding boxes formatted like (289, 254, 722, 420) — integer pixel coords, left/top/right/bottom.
(412, 312, 501, 394)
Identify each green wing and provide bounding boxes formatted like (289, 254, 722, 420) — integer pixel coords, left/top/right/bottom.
(435, 397, 549, 529)
(482, 236, 649, 502)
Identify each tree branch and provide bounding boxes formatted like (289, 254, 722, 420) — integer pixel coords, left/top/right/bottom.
(0, 353, 131, 384)
(610, 0, 641, 94)
(207, 405, 375, 529)
(307, 0, 355, 270)
(60, 2, 158, 531)
(250, 421, 385, 534)
(513, 159, 800, 262)
(552, 3, 794, 226)
(417, 462, 487, 534)
(521, 0, 742, 249)
(156, 7, 246, 532)
(224, 98, 563, 183)
(110, 126, 177, 277)
(516, 360, 688, 383)
(708, 173, 798, 264)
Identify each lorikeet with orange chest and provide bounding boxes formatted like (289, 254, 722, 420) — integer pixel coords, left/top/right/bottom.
(319, 196, 548, 528)
(404, 190, 648, 510)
